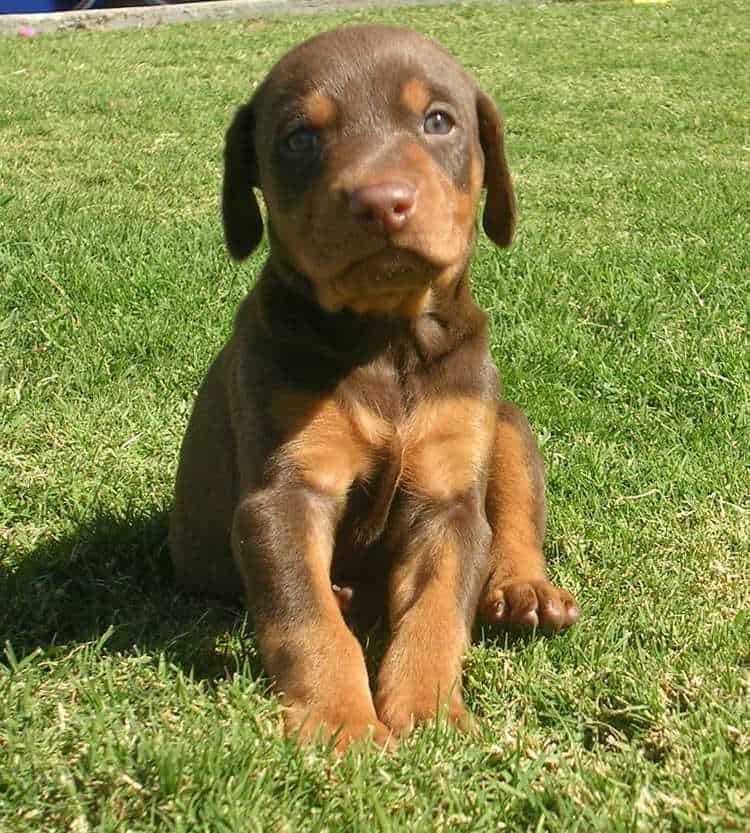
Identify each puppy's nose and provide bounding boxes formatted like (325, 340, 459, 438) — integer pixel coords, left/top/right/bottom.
(348, 181, 416, 234)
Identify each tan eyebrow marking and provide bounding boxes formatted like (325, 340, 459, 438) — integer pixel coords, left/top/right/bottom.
(400, 78, 432, 114)
(302, 91, 338, 128)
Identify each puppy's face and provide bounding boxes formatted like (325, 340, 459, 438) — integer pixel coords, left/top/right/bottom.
(223, 26, 516, 316)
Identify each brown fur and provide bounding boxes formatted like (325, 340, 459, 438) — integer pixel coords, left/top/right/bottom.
(170, 25, 578, 752)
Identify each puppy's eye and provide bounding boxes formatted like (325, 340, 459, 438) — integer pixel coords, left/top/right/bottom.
(423, 109, 454, 135)
(284, 126, 319, 154)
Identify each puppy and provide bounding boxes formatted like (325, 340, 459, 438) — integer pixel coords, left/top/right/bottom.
(170, 25, 579, 751)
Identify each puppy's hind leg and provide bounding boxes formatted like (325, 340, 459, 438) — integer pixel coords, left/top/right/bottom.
(169, 350, 244, 602)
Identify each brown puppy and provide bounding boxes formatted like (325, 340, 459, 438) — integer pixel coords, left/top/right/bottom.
(170, 25, 579, 751)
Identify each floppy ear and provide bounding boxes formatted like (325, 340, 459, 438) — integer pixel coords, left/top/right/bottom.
(222, 102, 264, 261)
(476, 91, 517, 248)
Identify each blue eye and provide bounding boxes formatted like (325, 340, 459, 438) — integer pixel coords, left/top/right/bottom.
(423, 110, 454, 135)
(284, 126, 319, 153)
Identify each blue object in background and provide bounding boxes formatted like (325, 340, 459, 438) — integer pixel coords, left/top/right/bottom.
(1, 0, 168, 11)
(1, 0, 79, 11)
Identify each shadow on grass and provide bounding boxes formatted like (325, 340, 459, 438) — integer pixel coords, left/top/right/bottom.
(0, 507, 261, 682)
(1, 507, 562, 687)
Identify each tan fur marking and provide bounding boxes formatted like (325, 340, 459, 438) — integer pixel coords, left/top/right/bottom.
(376, 534, 468, 729)
(303, 91, 338, 129)
(403, 396, 496, 502)
(405, 534, 465, 677)
(400, 78, 432, 114)
(304, 506, 339, 609)
(346, 287, 432, 317)
(345, 398, 394, 447)
(487, 417, 545, 579)
(434, 158, 483, 292)
(400, 142, 479, 274)
(260, 619, 379, 736)
(273, 389, 374, 498)
(456, 155, 484, 225)
(256, 485, 382, 748)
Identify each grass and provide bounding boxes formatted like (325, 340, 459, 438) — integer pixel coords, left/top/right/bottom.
(1, 0, 748, 830)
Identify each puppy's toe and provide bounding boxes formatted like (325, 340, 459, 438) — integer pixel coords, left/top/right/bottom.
(481, 580, 579, 632)
(376, 688, 471, 736)
(331, 719, 395, 754)
(286, 705, 393, 754)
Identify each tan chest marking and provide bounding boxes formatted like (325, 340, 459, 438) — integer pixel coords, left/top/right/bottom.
(276, 389, 494, 506)
(401, 396, 496, 503)
(274, 389, 393, 499)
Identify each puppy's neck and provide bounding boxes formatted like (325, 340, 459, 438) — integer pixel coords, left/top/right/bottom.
(256, 256, 487, 370)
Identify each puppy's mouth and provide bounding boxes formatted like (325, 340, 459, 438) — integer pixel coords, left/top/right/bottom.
(315, 245, 447, 316)
(337, 244, 443, 293)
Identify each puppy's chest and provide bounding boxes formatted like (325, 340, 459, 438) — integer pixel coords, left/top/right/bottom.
(283, 360, 496, 511)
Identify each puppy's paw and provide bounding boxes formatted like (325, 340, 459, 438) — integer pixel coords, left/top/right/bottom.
(285, 705, 393, 753)
(375, 687, 473, 736)
(481, 579, 579, 631)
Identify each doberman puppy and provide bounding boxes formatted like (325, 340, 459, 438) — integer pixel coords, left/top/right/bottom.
(170, 25, 579, 751)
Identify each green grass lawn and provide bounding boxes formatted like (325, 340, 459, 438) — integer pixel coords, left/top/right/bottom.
(1, 0, 748, 830)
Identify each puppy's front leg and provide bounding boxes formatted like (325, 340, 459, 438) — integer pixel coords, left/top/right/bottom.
(232, 486, 390, 751)
(480, 401, 579, 630)
(374, 491, 491, 734)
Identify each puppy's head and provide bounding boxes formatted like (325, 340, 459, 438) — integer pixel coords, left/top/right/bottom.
(223, 26, 515, 316)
